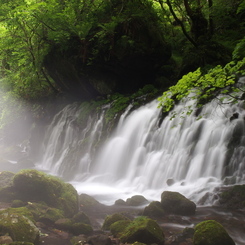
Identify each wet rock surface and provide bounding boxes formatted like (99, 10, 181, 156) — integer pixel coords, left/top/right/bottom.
(0, 171, 244, 245)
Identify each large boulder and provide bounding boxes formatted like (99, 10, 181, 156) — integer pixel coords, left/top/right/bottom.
(119, 216, 164, 245)
(143, 201, 165, 218)
(218, 185, 245, 209)
(102, 213, 130, 231)
(125, 195, 149, 206)
(12, 169, 79, 217)
(193, 220, 235, 245)
(0, 209, 40, 244)
(161, 191, 196, 215)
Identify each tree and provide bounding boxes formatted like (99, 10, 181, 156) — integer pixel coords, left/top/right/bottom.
(158, 57, 245, 115)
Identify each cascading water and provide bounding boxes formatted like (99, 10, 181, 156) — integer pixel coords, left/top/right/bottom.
(37, 95, 245, 205)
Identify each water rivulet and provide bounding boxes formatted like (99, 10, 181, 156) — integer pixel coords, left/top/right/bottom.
(35, 96, 245, 206)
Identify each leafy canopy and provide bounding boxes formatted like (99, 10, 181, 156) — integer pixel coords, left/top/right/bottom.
(158, 57, 245, 112)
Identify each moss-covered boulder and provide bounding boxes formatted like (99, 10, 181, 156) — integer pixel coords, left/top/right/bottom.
(12, 169, 78, 217)
(161, 191, 196, 215)
(219, 185, 245, 209)
(72, 211, 91, 225)
(22, 202, 64, 223)
(2, 207, 35, 223)
(54, 218, 73, 231)
(125, 195, 149, 206)
(102, 213, 130, 230)
(193, 220, 235, 245)
(0, 209, 40, 244)
(119, 216, 164, 245)
(71, 222, 93, 236)
(79, 193, 101, 207)
(110, 220, 132, 237)
(143, 201, 165, 218)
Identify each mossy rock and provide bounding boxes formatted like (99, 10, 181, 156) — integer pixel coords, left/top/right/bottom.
(143, 201, 165, 218)
(0, 171, 15, 188)
(120, 216, 164, 245)
(193, 220, 235, 245)
(79, 193, 100, 207)
(110, 219, 132, 237)
(13, 169, 78, 217)
(132, 242, 147, 245)
(114, 199, 126, 205)
(3, 207, 35, 223)
(11, 199, 26, 208)
(0, 209, 40, 244)
(25, 202, 64, 223)
(125, 195, 148, 206)
(102, 213, 130, 230)
(55, 218, 73, 231)
(72, 211, 91, 225)
(71, 223, 93, 236)
(219, 185, 245, 209)
(161, 191, 196, 215)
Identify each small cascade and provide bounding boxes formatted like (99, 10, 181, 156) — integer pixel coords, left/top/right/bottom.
(36, 103, 108, 180)
(37, 96, 245, 205)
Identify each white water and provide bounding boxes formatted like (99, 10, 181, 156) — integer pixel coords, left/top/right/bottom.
(37, 98, 245, 205)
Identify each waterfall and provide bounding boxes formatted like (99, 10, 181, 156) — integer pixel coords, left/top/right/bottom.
(36, 97, 245, 205)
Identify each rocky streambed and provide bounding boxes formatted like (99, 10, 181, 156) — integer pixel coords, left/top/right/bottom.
(0, 170, 244, 245)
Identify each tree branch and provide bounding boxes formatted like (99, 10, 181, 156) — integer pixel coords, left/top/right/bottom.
(165, 0, 198, 48)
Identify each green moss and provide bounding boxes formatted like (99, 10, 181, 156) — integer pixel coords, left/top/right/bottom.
(71, 223, 93, 235)
(72, 212, 91, 225)
(26, 202, 64, 222)
(55, 218, 73, 231)
(3, 207, 35, 223)
(110, 220, 132, 236)
(120, 216, 164, 244)
(11, 200, 25, 208)
(102, 213, 130, 230)
(143, 201, 165, 218)
(193, 220, 235, 245)
(105, 95, 130, 124)
(13, 169, 78, 217)
(0, 210, 40, 244)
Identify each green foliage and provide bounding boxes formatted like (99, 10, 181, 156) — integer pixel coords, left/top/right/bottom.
(158, 58, 245, 113)
(232, 37, 245, 61)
